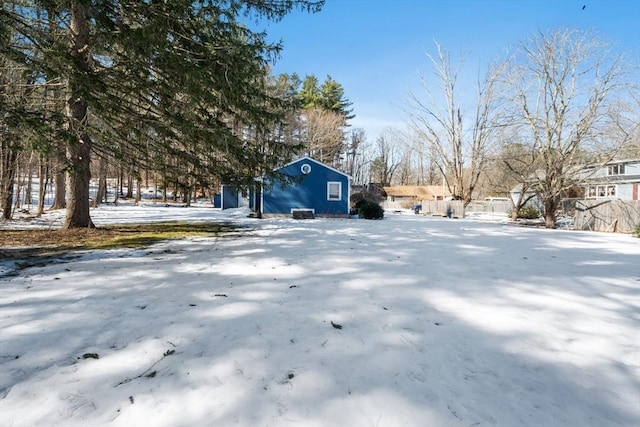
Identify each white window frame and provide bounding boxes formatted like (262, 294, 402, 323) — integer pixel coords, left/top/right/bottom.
(587, 185, 616, 198)
(327, 181, 342, 201)
(607, 164, 625, 175)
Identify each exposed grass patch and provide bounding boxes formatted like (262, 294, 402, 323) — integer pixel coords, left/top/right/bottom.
(0, 221, 246, 260)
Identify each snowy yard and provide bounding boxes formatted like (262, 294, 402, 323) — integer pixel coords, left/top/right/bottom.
(1, 205, 639, 426)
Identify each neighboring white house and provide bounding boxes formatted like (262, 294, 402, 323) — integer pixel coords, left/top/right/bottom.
(510, 159, 640, 204)
(581, 159, 640, 201)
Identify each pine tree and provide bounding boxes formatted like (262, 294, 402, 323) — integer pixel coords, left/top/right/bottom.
(320, 76, 354, 120)
(1, 0, 324, 228)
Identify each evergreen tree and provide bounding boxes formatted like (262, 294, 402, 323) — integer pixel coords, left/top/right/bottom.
(298, 75, 321, 110)
(320, 76, 354, 120)
(1, 0, 324, 228)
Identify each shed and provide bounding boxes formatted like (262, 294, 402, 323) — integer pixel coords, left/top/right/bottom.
(260, 156, 351, 218)
(220, 185, 240, 210)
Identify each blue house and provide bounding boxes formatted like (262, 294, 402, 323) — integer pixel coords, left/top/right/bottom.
(259, 157, 351, 218)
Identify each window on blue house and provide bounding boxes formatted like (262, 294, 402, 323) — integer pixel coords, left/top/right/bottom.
(327, 182, 341, 200)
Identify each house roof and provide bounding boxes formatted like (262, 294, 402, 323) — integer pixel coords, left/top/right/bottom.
(583, 174, 640, 184)
(584, 158, 640, 167)
(278, 156, 351, 179)
(426, 185, 451, 198)
(383, 185, 450, 198)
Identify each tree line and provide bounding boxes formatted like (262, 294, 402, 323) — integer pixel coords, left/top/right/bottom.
(2, 2, 637, 230)
(357, 29, 638, 228)
(1, 0, 353, 228)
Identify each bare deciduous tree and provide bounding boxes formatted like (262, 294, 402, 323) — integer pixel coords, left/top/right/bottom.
(302, 107, 346, 165)
(408, 42, 504, 205)
(505, 29, 634, 228)
(370, 129, 401, 186)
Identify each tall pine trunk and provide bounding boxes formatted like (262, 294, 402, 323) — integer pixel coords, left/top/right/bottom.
(63, 2, 94, 229)
(37, 154, 48, 216)
(51, 162, 66, 210)
(96, 156, 107, 204)
(0, 141, 18, 220)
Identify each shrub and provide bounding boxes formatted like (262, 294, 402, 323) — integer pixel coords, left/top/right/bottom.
(633, 224, 640, 238)
(357, 200, 384, 220)
(509, 205, 541, 220)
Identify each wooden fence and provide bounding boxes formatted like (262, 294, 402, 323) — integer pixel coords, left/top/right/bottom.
(419, 200, 465, 218)
(574, 200, 640, 233)
(397, 198, 638, 234)
(465, 201, 512, 214)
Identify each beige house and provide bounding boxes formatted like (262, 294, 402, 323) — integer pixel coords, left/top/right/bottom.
(383, 185, 451, 208)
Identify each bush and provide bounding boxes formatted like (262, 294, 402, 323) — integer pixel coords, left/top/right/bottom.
(509, 205, 541, 220)
(633, 224, 640, 238)
(357, 200, 384, 220)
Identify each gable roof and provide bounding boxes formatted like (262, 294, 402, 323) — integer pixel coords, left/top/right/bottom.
(278, 156, 351, 179)
(383, 185, 450, 198)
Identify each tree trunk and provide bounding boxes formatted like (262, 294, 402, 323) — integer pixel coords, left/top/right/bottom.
(511, 207, 520, 222)
(64, 136, 94, 228)
(118, 167, 124, 196)
(37, 155, 48, 216)
(13, 163, 22, 211)
(183, 185, 192, 207)
(0, 142, 18, 220)
(25, 160, 33, 210)
(51, 164, 66, 210)
(63, 1, 94, 229)
(544, 198, 557, 229)
(96, 157, 107, 204)
(126, 173, 133, 198)
(135, 177, 142, 204)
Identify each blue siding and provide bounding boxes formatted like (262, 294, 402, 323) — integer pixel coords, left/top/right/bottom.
(262, 157, 350, 216)
(221, 185, 239, 209)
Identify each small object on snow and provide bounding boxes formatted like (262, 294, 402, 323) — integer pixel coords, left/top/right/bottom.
(145, 371, 157, 378)
(331, 321, 343, 330)
(129, 396, 134, 404)
(287, 372, 295, 380)
(383, 307, 388, 310)
(189, 303, 196, 307)
(289, 285, 297, 288)
(163, 349, 175, 357)
(82, 353, 99, 359)
(137, 305, 147, 310)
(214, 293, 227, 297)
(434, 322, 441, 326)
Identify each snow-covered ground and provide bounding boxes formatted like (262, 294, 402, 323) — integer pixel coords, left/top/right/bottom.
(1, 204, 639, 427)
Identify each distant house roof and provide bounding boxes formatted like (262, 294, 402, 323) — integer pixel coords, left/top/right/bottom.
(383, 185, 451, 199)
(426, 185, 451, 199)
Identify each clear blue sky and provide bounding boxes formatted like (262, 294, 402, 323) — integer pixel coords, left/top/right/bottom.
(258, 0, 640, 143)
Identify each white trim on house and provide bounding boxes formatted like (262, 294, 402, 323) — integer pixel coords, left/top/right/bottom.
(279, 156, 352, 179)
(586, 184, 617, 198)
(290, 208, 315, 214)
(327, 181, 342, 201)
